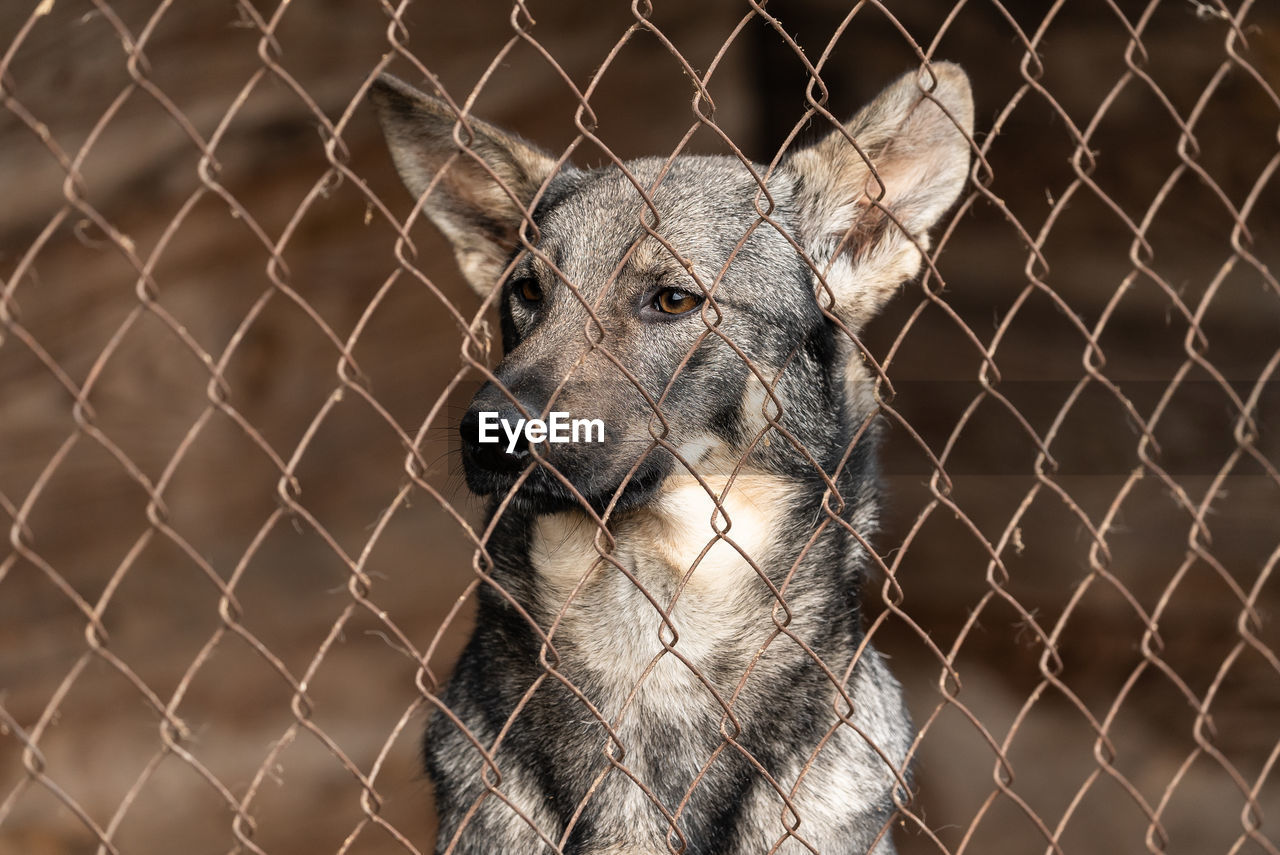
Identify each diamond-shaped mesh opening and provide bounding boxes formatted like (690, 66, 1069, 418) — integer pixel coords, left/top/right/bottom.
(3, 1, 1278, 854)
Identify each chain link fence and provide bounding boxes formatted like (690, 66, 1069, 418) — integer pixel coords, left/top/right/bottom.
(2, 0, 1278, 853)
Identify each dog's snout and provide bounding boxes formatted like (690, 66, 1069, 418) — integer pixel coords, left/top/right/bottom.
(460, 401, 531, 474)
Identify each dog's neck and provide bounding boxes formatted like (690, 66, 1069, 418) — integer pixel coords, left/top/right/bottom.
(527, 470, 804, 609)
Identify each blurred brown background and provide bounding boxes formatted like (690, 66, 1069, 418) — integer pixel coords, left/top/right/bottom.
(1, 1, 1277, 853)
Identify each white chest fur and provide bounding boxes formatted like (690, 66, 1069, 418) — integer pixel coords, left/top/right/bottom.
(528, 473, 800, 720)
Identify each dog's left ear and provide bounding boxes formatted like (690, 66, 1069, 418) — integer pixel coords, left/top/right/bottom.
(369, 74, 565, 297)
(785, 63, 974, 331)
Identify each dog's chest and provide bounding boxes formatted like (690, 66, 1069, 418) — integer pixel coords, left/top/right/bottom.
(528, 475, 795, 717)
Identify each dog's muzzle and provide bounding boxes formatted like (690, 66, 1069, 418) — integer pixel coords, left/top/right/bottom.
(458, 400, 531, 479)
(458, 379, 669, 513)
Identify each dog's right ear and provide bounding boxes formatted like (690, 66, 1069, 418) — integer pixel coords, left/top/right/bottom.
(369, 74, 564, 297)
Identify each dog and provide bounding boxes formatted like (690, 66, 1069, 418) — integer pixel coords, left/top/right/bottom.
(370, 62, 973, 855)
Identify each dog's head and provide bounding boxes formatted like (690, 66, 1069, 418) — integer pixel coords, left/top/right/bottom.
(371, 66, 973, 515)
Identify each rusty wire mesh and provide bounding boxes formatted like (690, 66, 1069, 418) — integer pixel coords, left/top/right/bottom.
(2, 0, 1279, 853)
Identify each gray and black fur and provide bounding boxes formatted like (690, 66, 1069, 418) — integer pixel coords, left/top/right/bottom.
(370, 64, 974, 855)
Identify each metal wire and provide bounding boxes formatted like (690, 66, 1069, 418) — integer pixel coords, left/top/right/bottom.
(1, 1, 1277, 853)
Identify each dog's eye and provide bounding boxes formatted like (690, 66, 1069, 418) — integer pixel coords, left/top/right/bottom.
(515, 278, 543, 303)
(654, 288, 702, 315)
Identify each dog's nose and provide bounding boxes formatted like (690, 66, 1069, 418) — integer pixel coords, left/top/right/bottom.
(460, 402, 531, 474)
